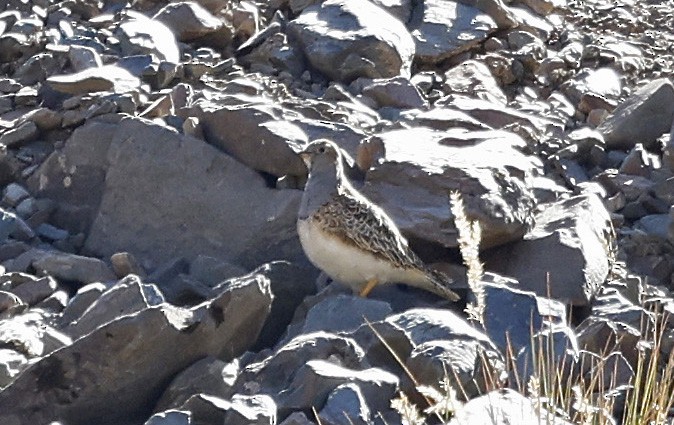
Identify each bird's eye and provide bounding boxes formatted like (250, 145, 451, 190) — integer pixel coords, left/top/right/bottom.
(318, 147, 326, 153)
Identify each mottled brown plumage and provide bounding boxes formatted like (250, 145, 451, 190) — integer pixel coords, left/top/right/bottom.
(297, 139, 459, 301)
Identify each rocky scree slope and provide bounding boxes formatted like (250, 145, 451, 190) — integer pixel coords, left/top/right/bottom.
(0, 0, 673, 423)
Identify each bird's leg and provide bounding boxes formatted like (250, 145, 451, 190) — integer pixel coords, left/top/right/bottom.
(359, 278, 379, 297)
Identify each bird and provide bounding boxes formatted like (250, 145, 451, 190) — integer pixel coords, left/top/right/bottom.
(297, 139, 460, 301)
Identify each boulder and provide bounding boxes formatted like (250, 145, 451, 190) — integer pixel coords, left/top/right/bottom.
(408, 0, 497, 64)
(598, 78, 674, 149)
(287, 0, 415, 82)
(153, 2, 226, 42)
(199, 102, 308, 177)
(0, 273, 273, 424)
(361, 127, 541, 249)
(486, 192, 613, 305)
(33, 116, 305, 269)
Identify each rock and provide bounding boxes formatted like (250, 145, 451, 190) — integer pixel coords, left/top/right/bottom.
(67, 45, 102, 71)
(58, 282, 106, 327)
(480, 273, 566, 352)
(251, 261, 319, 349)
(2, 183, 30, 207)
(188, 255, 246, 287)
(360, 76, 427, 109)
(224, 394, 277, 425)
(0, 291, 25, 318)
(116, 16, 180, 64)
(179, 394, 230, 424)
(46, 65, 141, 95)
(597, 78, 674, 149)
(0, 271, 273, 424)
(0, 120, 38, 147)
(361, 127, 541, 249)
(514, 324, 579, 385)
(409, 0, 497, 64)
(486, 192, 613, 305)
(76, 116, 303, 269)
(235, 332, 366, 411)
(0, 310, 71, 358)
(290, 294, 392, 340)
(0, 349, 27, 388)
(35, 223, 69, 241)
(442, 59, 507, 105)
(199, 102, 308, 177)
(287, 0, 415, 82)
(280, 360, 398, 414)
(8, 275, 57, 306)
(66, 275, 164, 338)
(31, 251, 116, 285)
(111, 251, 147, 278)
(153, 2, 226, 42)
(318, 383, 370, 425)
(155, 356, 236, 411)
(448, 389, 572, 424)
(144, 410, 191, 425)
(354, 309, 505, 398)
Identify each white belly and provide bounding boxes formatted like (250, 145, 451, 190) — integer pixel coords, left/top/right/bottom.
(297, 218, 423, 292)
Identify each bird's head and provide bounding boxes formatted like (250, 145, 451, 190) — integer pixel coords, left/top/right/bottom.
(299, 139, 342, 171)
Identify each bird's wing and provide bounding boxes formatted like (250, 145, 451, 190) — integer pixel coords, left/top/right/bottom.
(313, 192, 424, 270)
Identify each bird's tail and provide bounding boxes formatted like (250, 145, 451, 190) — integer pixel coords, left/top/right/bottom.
(424, 268, 460, 302)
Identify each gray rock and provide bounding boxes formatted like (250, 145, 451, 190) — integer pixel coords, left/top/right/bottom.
(144, 410, 191, 425)
(236, 332, 365, 409)
(409, 0, 497, 64)
(189, 255, 246, 287)
(598, 78, 674, 149)
(155, 356, 235, 411)
(0, 349, 27, 388)
(0, 271, 273, 424)
(200, 102, 308, 177)
(8, 275, 57, 306)
(111, 251, 147, 279)
(514, 324, 579, 385)
(361, 76, 427, 109)
(486, 192, 613, 305)
(251, 261, 319, 349)
(298, 294, 392, 336)
(354, 308, 504, 398)
(67, 45, 102, 71)
(481, 273, 566, 352)
(448, 389, 572, 424)
(32, 251, 116, 285)
(2, 183, 29, 207)
(77, 116, 303, 269)
(318, 383, 369, 425)
(153, 1, 226, 42)
(224, 394, 276, 425)
(442, 59, 507, 105)
(361, 127, 541, 249)
(66, 275, 164, 338)
(287, 0, 415, 82)
(179, 394, 230, 425)
(0, 121, 37, 147)
(279, 412, 313, 425)
(36, 223, 69, 241)
(0, 310, 71, 358)
(116, 16, 180, 64)
(0, 291, 25, 318)
(46, 65, 141, 95)
(58, 282, 107, 327)
(281, 360, 398, 413)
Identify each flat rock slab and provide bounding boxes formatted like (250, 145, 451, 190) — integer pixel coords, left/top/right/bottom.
(287, 0, 415, 82)
(409, 0, 497, 64)
(0, 275, 272, 424)
(46, 65, 141, 95)
(36, 115, 304, 269)
(361, 127, 542, 249)
(199, 102, 308, 177)
(485, 192, 613, 305)
(598, 78, 674, 149)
